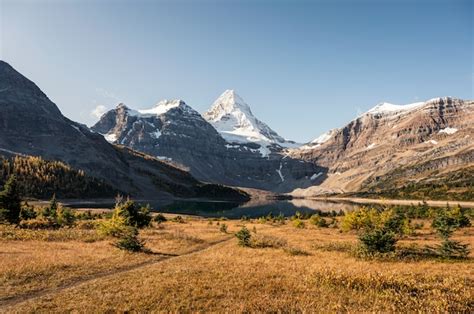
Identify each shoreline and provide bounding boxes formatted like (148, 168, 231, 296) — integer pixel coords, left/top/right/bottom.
(309, 196, 474, 208)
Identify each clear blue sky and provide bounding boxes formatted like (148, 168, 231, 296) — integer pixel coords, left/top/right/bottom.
(1, 0, 472, 142)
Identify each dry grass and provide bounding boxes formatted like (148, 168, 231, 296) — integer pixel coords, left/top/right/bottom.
(1, 217, 473, 312)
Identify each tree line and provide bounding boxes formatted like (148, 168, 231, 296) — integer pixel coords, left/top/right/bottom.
(0, 155, 117, 198)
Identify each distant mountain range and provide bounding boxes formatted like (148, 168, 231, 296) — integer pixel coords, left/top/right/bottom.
(1, 60, 472, 200)
(92, 90, 320, 192)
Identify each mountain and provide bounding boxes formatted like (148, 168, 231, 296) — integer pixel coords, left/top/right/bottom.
(290, 97, 474, 199)
(92, 92, 320, 192)
(0, 61, 248, 200)
(203, 90, 300, 154)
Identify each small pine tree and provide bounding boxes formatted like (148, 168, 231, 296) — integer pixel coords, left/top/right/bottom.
(20, 202, 37, 220)
(235, 226, 251, 247)
(45, 194, 59, 219)
(0, 175, 22, 224)
(431, 207, 470, 258)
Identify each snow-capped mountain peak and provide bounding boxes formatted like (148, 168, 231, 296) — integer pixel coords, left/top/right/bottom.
(138, 99, 189, 116)
(365, 101, 425, 116)
(204, 89, 253, 122)
(203, 90, 299, 154)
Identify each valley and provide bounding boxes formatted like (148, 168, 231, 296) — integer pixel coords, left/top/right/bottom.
(2, 0, 472, 312)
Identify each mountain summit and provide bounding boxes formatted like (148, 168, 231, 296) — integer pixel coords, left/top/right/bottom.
(203, 90, 298, 149)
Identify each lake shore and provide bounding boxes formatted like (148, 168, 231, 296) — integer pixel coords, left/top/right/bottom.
(309, 196, 474, 208)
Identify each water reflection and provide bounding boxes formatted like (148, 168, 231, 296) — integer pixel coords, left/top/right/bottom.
(144, 198, 362, 218)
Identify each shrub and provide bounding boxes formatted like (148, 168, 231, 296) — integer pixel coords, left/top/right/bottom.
(235, 226, 251, 247)
(283, 246, 310, 256)
(19, 218, 58, 229)
(250, 234, 287, 248)
(219, 223, 228, 233)
(153, 213, 167, 224)
(430, 207, 471, 258)
(171, 215, 185, 223)
(75, 220, 97, 230)
(113, 199, 151, 228)
(40, 194, 59, 219)
(20, 202, 37, 221)
(309, 214, 328, 227)
(113, 227, 145, 252)
(340, 207, 381, 232)
(75, 210, 103, 220)
(358, 229, 397, 254)
(57, 207, 76, 227)
(274, 212, 286, 224)
(293, 219, 305, 229)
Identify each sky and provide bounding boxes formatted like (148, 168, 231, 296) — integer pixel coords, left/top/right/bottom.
(1, 0, 472, 142)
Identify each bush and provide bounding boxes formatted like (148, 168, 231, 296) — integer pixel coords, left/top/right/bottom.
(113, 199, 151, 228)
(19, 218, 58, 229)
(153, 213, 167, 223)
(250, 234, 287, 248)
(40, 194, 59, 220)
(171, 215, 185, 223)
(20, 202, 37, 220)
(309, 214, 328, 227)
(113, 227, 145, 252)
(219, 223, 228, 233)
(235, 226, 251, 247)
(340, 207, 381, 232)
(283, 246, 310, 256)
(293, 219, 305, 229)
(430, 206, 471, 258)
(57, 207, 76, 227)
(75, 210, 103, 220)
(75, 220, 98, 230)
(358, 229, 397, 254)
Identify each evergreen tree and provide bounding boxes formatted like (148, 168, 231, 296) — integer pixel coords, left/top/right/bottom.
(0, 175, 22, 224)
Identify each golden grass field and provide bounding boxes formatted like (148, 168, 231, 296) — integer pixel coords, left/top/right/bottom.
(1, 214, 473, 312)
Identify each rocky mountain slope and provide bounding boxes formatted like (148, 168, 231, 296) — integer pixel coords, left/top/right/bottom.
(290, 97, 474, 198)
(0, 61, 248, 200)
(93, 91, 321, 192)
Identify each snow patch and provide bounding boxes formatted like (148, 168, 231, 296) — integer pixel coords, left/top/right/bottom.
(257, 145, 271, 158)
(276, 162, 285, 182)
(366, 143, 376, 150)
(151, 130, 161, 139)
(156, 156, 172, 161)
(425, 140, 438, 145)
(70, 125, 84, 136)
(439, 127, 458, 135)
(311, 131, 333, 145)
(104, 133, 117, 143)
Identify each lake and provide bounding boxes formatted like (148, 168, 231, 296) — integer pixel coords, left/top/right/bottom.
(65, 198, 364, 218)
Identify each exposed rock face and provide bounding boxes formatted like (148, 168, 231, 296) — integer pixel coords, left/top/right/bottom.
(92, 92, 321, 192)
(0, 61, 247, 200)
(290, 97, 474, 195)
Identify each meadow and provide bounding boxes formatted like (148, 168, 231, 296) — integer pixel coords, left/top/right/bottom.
(1, 201, 473, 313)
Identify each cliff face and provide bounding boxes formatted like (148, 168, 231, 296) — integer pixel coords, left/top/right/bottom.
(290, 97, 474, 195)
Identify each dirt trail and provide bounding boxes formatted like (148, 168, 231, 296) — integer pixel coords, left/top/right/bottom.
(312, 197, 474, 208)
(0, 237, 233, 310)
